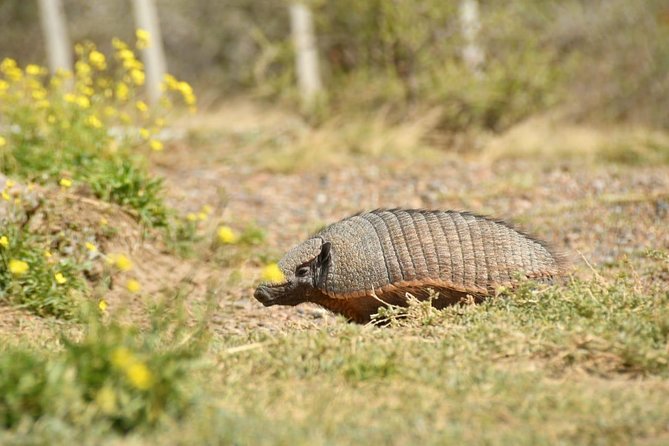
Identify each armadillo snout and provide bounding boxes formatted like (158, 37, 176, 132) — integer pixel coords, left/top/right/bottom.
(254, 285, 276, 306)
(254, 281, 310, 307)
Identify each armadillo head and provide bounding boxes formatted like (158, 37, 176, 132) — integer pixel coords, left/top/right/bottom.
(254, 238, 331, 307)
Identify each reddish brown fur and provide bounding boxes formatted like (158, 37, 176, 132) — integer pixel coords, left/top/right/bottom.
(311, 284, 485, 323)
(309, 269, 560, 323)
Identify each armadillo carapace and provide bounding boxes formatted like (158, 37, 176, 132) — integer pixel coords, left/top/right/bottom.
(254, 209, 564, 323)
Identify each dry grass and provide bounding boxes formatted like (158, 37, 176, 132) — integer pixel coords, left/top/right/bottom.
(178, 101, 445, 173)
(483, 111, 669, 165)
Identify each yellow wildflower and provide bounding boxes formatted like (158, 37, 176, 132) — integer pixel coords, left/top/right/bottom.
(54, 69, 70, 81)
(54, 272, 67, 284)
(118, 48, 135, 61)
(202, 204, 213, 215)
(261, 263, 285, 284)
(0, 58, 13, 69)
(0, 236, 8, 248)
(176, 81, 197, 106)
(149, 139, 163, 151)
(154, 117, 165, 128)
(49, 76, 62, 89)
(217, 226, 237, 244)
(197, 212, 207, 221)
(135, 100, 148, 113)
(0, 79, 8, 92)
(1, 58, 17, 70)
(64, 93, 76, 103)
(112, 37, 127, 50)
(95, 386, 117, 414)
(5, 180, 15, 188)
(103, 106, 116, 117)
(111, 346, 134, 369)
(47, 115, 56, 124)
(26, 78, 39, 90)
(76, 95, 90, 109)
(0, 136, 5, 147)
(9, 259, 29, 276)
(85, 242, 97, 252)
(4, 67, 22, 81)
(163, 74, 179, 90)
(75, 61, 91, 77)
(44, 250, 52, 259)
(13, 198, 21, 205)
(31, 89, 47, 100)
(126, 362, 153, 390)
(98, 299, 108, 312)
(130, 69, 145, 86)
(186, 213, 197, 222)
(140, 128, 150, 139)
(123, 58, 142, 71)
(178, 81, 193, 96)
(55, 66, 70, 83)
(86, 115, 103, 129)
(89, 50, 107, 70)
(116, 82, 129, 101)
(108, 253, 133, 271)
(80, 85, 95, 96)
(136, 28, 151, 49)
(126, 279, 141, 293)
(1, 190, 10, 201)
(26, 64, 44, 76)
(100, 217, 108, 226)
(114, 256, 133, 271)
(59, 178, 72, 188)
(0, 58, 21, 80)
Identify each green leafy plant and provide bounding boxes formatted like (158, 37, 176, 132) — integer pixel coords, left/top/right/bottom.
(0, 298, 209, 433)
(86, 159, 168, 227)
(0, 222, 85, 318)
(0, 36, 194, 227)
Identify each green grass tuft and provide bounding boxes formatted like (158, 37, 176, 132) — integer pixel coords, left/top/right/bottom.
(0, 222, 85, 318)
(0, 298, 209, 435)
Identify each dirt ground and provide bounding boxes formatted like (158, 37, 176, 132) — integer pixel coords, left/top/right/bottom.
(150, 123, 669, 334)
(3, 107, 668, 338)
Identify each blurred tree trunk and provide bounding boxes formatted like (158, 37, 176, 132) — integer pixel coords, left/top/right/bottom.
(289, 3, 323, 110)
(37, 0, 72, 73)
(459, 0, 485, 75)
(132, 0, 167, 106)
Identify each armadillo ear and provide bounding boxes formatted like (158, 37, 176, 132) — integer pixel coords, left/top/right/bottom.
(317, 242, 331, 267)
(313, 242, 331, 288)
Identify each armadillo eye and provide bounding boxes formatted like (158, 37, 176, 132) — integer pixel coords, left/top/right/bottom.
(295, 266, 310, 278)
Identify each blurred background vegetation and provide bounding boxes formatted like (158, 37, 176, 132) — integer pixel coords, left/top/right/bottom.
(1, 0, 668, 134)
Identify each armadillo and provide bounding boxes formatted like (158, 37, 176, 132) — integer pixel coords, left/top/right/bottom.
(254, 209, 564, 323)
